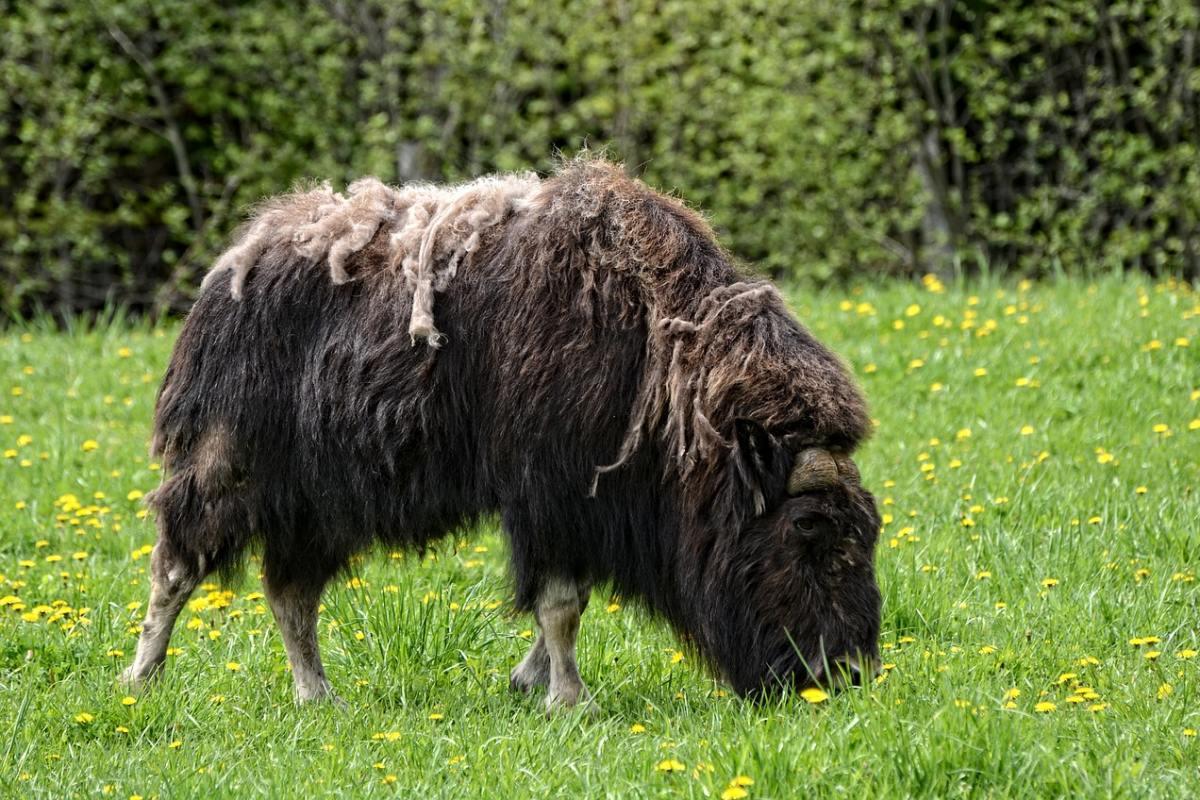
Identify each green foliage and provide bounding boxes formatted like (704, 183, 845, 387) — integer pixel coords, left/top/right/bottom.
(1, 1, 1197, 316)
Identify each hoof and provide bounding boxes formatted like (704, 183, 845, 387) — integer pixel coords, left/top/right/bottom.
(118, 667, 141, 691)
(510, 662, 549, 695)
(119, 661, 161, 690)
(544, 684, 597, 717)
(295, 681, 346, 709)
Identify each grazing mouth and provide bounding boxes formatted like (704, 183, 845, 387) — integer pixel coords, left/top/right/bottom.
(740, 650, 879, 699)
(803, 653, 879, 691)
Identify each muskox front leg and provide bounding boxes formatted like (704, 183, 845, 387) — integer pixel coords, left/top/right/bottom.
(263, 573, 339, 704)
(510, 579, 591, 696)
(526, 577, 594, 714)
(121, 541, 205, 687)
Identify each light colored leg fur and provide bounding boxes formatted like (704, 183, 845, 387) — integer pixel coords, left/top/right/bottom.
(264, 578, 340, 704)
(510, 633, 550, 693)
(121, 542, 203, 687)
(531, 577, 593, 713)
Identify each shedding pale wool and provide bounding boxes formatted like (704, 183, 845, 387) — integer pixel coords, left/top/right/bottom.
(200, 160, 860, 492)
(203, 172, 540, 346)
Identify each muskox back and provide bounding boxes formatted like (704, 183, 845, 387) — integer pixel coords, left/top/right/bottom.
(125, 158, 880, 708)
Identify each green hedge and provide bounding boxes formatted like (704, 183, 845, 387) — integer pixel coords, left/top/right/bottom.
(2, 0, 1197, 315)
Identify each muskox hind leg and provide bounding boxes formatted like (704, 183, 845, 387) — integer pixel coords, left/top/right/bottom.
(121, 540, 205, 687)
(513, 577, 594, 714)
(262, 569, 340, 704)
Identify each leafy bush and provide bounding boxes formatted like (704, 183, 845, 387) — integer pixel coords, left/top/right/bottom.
(2, 0, 1196, 316)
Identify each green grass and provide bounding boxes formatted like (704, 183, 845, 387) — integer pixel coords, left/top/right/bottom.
(1, 275, 1197, 798)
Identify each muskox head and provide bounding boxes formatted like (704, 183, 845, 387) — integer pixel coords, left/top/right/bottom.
(692, 420, 882, 698)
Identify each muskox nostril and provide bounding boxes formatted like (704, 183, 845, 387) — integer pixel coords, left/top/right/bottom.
(831, 656, 875, 689)
(846, 661, 865, 687)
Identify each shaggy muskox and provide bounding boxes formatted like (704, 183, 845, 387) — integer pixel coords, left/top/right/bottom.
(122, 158, 882, 709)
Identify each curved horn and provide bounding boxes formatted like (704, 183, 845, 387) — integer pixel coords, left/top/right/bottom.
(833, 453, 861, 484)
(787, 448, 839, 494)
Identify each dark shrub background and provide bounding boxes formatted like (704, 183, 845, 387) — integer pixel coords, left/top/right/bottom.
(2, 0, 1197, 316)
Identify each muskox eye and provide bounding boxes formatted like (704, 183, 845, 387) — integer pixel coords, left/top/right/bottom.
(793, 515, 819, 535)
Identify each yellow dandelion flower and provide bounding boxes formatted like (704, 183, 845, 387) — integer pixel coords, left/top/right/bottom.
(168, 740, 182, 750)
(225, 662, 240, 671)
(1041, 577, 1059, 588)
(1177, 649, 1198, 660)
(428, 712, 444, 721)
(74, 712, 94, 724)
(1157, 683, 1173, 700)
(605, 602, 621, 613)
(382, 775, 397, 785)
(1003, 688, 1020, 701)
(1184, 729, 1197, 737)
(800, 687, 829, 704)
(81, 440, 99, 452)
(121, 696, 137, 706)
(1144, 650, 1162, 661)
(1189, 419, 1200, 431)
(1034, 701, 1056, 713)
(669, 650, 685, 664)
(1019, 425, 1034, 436)
(974, 368, 988, 377)
(629, 723, 646, 734)
(655, 759, 686, 773)
(1089, 703, 1108, 713)
(979, 645, 997, 655)
(721, 789, 749, 800)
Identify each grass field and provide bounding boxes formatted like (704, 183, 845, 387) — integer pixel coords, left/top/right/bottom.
(1, 275, 1197, 798)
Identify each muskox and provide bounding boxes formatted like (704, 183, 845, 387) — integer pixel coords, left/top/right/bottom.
(122, 158, 882, 710)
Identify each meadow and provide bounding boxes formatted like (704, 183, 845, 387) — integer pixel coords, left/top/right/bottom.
(0, 275, 1196, 798)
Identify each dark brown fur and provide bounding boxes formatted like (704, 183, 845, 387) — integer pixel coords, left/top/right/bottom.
(137, 157, 881, 699)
